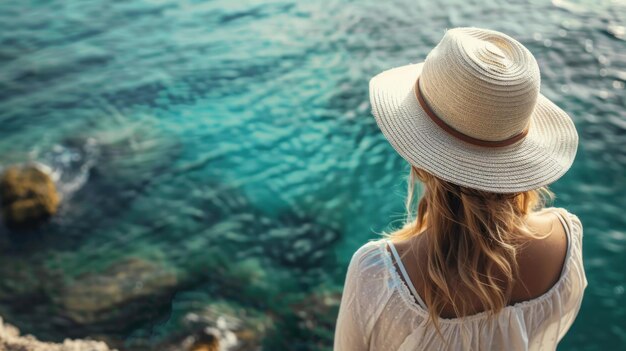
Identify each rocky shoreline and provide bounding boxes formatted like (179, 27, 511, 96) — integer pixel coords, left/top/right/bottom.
(0, 318, 114, 351)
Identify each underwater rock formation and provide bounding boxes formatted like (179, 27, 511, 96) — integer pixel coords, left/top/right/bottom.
(58, 258, 179, 332)
(0, 317, 114, 351)
(0, 164, 60, 229)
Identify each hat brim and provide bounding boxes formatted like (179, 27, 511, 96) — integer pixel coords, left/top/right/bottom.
(369, 63, 579, 193)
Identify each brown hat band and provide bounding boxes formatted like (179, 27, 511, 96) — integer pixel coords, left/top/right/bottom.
(414, 78, 529, 148)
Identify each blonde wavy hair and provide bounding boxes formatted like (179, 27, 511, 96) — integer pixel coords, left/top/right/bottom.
(387, 166, 554, 334)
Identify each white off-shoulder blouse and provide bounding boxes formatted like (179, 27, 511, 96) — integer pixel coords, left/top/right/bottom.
(334, 208, 587, 351)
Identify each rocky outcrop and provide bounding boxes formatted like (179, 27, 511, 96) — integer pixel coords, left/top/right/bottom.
(0, 164, 60, 229)
(0, 317, 114, 351)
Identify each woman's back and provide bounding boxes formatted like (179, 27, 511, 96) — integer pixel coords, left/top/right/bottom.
(389, 208, 570, 319)
(333, 208, 587, 351)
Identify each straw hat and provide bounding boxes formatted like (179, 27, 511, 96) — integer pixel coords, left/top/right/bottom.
(370, 27, 578, 193)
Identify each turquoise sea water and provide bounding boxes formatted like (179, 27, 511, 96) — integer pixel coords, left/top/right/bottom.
(0, 0, 624, 350)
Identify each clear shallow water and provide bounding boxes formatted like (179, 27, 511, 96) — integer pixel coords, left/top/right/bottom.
(0, 0, 624, 349)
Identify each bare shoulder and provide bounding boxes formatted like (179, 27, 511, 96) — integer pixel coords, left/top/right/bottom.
(513, 208, 571, 301)
(530, 207, 583, 241)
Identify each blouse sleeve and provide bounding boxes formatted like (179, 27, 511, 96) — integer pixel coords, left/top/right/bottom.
(334, 245, 370, 351)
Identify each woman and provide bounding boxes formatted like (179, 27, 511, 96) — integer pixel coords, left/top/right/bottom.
(334, 28, 587, 350)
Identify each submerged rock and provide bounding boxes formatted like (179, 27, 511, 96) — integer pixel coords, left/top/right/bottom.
(58, 258, 179, 332)
(0, 164, 60, 229)
(0, 317, 114, 351)
(169, 301, 272, 351)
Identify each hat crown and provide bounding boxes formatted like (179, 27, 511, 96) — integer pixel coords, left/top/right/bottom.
(420, 28, 541, 141)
